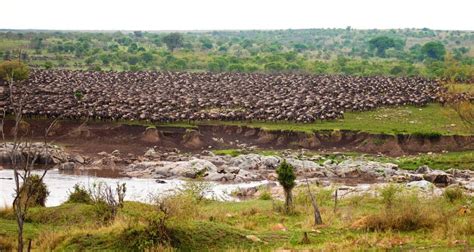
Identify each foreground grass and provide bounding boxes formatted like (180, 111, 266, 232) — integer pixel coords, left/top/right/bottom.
(159, 104, 474, 136)
(1, 186, 473, 251)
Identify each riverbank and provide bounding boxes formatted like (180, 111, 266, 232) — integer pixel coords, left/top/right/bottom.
(1, 183, 473, 250)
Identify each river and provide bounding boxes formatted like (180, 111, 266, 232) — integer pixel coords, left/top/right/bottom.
(0, 169, 268, 207)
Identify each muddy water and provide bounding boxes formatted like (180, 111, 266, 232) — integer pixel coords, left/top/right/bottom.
(0, 169, 268, 207)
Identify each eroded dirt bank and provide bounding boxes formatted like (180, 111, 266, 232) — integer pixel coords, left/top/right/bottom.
(2, 119, 473, 157)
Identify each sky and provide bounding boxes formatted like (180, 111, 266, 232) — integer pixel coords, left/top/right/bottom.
(1, 0, 473, 31)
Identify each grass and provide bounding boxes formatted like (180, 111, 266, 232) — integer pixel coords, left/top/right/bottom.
(375, 150, 474, 170)
(1, 185, 472, 251)
(445, 83, 474, 95)
(158, 104, 474, 136)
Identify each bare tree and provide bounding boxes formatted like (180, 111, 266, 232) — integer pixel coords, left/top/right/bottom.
(304, 177, 323, 225)
(88, 181, 127, 220)
(1, 67, 59, 252)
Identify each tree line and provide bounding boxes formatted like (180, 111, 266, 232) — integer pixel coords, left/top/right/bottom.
(0, 28, 472, 81)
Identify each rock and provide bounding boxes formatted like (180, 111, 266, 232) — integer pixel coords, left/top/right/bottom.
(211, 172, 236, 182)
(406, 180, 434, 190)
(245, 235, 262, 243)
(334, 160, 398, 179)
(71, 154, 85, 164)
(97, 151, 108, 156)
(461, 182, 474, 192)
(224, 166, 240, 174)
(111, 150, 121, 156)
(286, 158, 320, 171)
(235, 186, 258, 197)
(423, 170, 452, 185)
(234, 169, 261, 182)
(415, 165, 432, 174)
(126, 159, 218, 179)
(230, 154, 263, 170)
(261, 156, 281, 169)
(144, 148, 159, 158)
(155, 179, 166, 184)
(59, 162, 75, 170)
(204, 155, 227, 166)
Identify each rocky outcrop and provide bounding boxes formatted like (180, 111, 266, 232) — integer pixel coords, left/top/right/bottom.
(123, 152, 474, 188)
(0, 143, 69, 165)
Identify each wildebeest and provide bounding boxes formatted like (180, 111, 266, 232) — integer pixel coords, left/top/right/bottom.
(4, 70, 445, 123)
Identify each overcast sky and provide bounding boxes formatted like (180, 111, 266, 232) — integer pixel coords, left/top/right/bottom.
(1, 0, 473, 31)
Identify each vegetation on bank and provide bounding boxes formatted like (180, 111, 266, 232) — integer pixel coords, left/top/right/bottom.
(1, 29, 472, 81)
(159, 103, 473, 136)
(0, 182, 472, 250)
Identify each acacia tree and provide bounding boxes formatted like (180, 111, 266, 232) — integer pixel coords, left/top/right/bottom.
(162, 33, 184, 52)
(368, 36, 395, 57)
(276, 160, 296, 213)
(421, 41, 446, 61)
(0, 61, 58, 251)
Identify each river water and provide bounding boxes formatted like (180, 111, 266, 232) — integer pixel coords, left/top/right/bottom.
(0, 169, 268, 207)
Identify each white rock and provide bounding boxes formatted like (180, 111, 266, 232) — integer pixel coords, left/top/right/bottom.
(407, 180, 434, 190)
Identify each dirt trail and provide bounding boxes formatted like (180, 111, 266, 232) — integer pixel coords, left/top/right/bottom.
(2, 119, 473, 157)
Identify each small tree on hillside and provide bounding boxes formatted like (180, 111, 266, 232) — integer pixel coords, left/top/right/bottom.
(162, 33, 184, 52)
(421, 41, 446, 61)
(276, 160, 296, 213)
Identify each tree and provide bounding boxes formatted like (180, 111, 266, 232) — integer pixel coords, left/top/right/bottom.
(162, 33, 184, 51)
(421, 41, 446, 60)
(0, 61, 29, 82)
(368, 36, 396, 57)
(1, 62, 58, 251)
(276, 160, 296, 213)
(30, 37, 44, 50)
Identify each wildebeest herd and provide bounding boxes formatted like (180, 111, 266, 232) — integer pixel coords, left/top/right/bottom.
(3, 70, 443, 122)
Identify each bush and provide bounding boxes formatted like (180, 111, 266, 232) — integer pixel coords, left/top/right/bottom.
(442, 187, 464, 203)
(258, 189, 272, 200)
(19, 174, 49, 207)
(294, 186, 334, 207)
(379, 184, 400, 209)
(179, 180, 212, 202)
(0, 60, 29, 81)
(67, 184, 92, 204)
(155, 193, 199, 222)
(87, 182, 127, 222)
(363, 194, 440, 231)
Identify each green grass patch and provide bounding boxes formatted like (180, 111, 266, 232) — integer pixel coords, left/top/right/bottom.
(158, 104, 474, 136)
(392, 151, 474, 170)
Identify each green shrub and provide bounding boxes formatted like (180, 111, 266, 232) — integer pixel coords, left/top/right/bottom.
(67, 184, 92, 204)
(276, 159, 296, 213)
(379, 184, 400, 209)
(179, 180, 212, 202)
(258, 189, 272, 200)
(19, 174, 49, 207)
